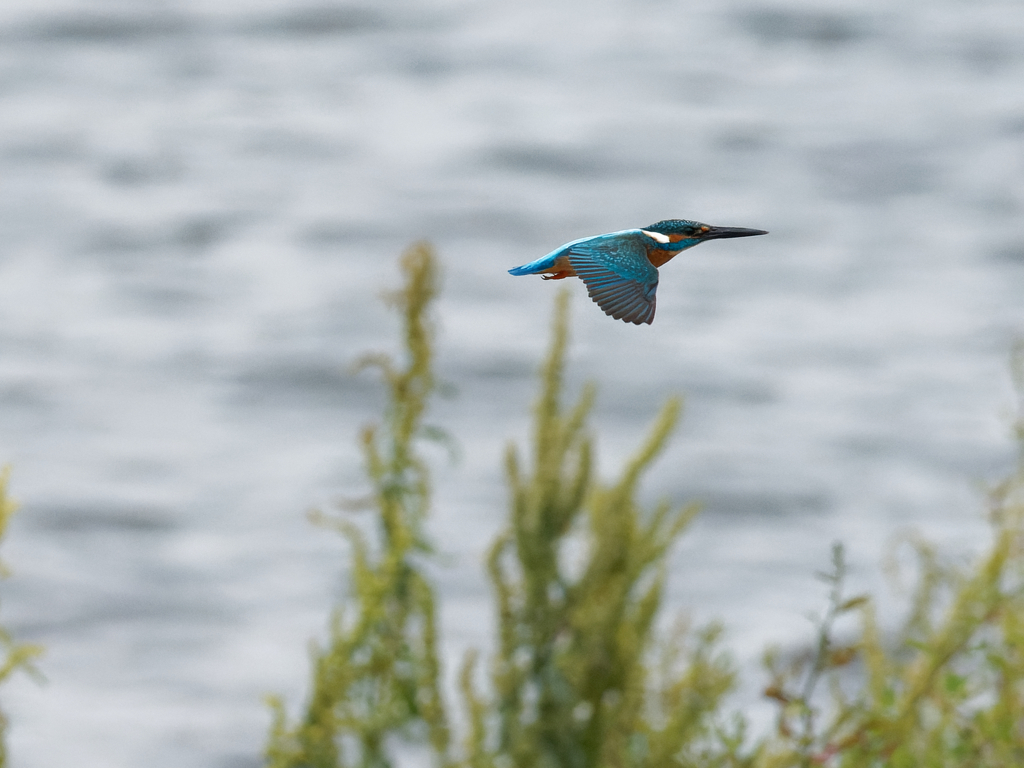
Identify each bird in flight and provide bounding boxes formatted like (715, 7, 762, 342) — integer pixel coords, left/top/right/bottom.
(509, 219, 767, 325)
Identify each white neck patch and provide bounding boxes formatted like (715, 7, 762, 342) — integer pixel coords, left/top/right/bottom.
(641, 229, 671, 244)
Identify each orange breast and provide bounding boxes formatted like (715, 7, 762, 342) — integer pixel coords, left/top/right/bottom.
(646, 248, 678, 269)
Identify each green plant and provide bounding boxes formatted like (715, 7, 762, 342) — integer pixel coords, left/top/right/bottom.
(266, 246, 1024, 768)
(0, 468, 43, 768)
(756, 344, 1024, 766)
(266, 243, 452, 768)
(461, 291, 734, 768)
(266, 247, 732, 768)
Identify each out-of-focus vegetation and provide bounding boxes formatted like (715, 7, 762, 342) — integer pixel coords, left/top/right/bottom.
(266, 243, 452, 768)
(750, 345, 1024, 768)
(0, 468, 43, 768)
(267, 247, 1024, 768)
(460, 291, 732, 768)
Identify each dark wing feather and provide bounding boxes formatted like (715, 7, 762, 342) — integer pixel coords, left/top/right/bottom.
(566, 232, 658, 325)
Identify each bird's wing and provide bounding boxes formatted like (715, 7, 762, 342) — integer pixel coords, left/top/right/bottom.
(566, 232, 658, 325)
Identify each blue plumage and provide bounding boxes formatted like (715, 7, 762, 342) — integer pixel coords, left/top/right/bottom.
(509, 219, 768, 325)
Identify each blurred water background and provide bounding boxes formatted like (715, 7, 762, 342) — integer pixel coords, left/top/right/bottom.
(1, 0, 1023, 765)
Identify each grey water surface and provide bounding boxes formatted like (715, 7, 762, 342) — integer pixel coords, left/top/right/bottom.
(1, 1, 1024, 765)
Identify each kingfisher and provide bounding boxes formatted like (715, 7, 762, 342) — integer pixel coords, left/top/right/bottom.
(509, 219, 768, 325)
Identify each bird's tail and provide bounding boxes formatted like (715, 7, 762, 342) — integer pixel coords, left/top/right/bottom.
(508, 249, 562, 276)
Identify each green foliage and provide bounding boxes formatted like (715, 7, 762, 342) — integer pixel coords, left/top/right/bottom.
(754, 343, 1024, 767)
(265, 249, 731, 768)
(0, 468, 44, 768)
(461, 291, 734, 768)
(266, 243, 452, 768)
(266, 247, 1024, 768)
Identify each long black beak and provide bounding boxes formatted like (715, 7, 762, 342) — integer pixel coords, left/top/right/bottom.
(702, 226, 769, 240)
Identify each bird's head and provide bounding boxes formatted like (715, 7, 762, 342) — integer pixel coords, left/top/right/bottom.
(642, 219, 768, 251)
